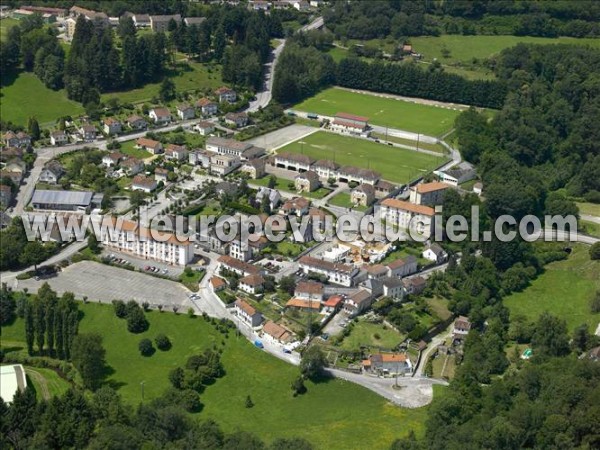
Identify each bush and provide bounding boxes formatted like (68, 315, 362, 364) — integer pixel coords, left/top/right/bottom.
(112, 300, 127, 318)
(127, 306, 149, 333)
(590, 242, 600, 260)
(590, 291, 600, 314)
(138, 339, 154, 356)
(155, 334, 172, 351)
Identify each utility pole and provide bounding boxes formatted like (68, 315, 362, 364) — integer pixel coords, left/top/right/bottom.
(140, 380, 145, 402)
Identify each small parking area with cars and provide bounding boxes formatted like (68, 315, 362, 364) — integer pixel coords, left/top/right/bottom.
(101, 250, 184, 278)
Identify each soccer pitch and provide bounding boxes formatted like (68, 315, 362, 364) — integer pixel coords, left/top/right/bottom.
(277, 131, 448, 184)
(294, 88, 461, 136)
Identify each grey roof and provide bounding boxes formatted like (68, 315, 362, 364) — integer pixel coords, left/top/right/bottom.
(32, 189, 93, 206)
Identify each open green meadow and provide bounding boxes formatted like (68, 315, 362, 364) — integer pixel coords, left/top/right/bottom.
(0, 17, 19, 42)
(504, 245, 600, 332)
(1, 302, 429, 449)
(328, 192, 368, 212)
(25, 367, 72, 399)
(295, 88, 460, 136)
(577, 202, 600, 217)
(338, 319, 404, 351)
(0, 71, 84, 126)
(278, 131, 448, 184)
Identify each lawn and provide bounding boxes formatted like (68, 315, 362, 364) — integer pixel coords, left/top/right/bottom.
(0, 17, 18, 42)
(101, 61, 222, 105)
(504, 245, 600, 332)
(0, 71, 84, 126)
(370, 132, 447, 154)
(338, 319, 404, 351)
(1, 302, 430, 449)
(119, 140, 154, 159)
(294, 87, 461, 136)
(328, 192, 367, 212)
(577, 202, 600, 217)
(278, 131, 448, 184)
(179, 269, 205, 292)
(25, 367, 72, 400)
(267, 240, 310, 257)
(252, 175, 332, 199)
(580, 220, 600, 238)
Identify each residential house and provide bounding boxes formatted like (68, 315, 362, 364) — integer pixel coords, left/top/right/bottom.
(422, 243, 447, 264)
(99, 217, 194, 265)
(184, 17, 206, 26)
(0, 185, 12, 207)
(240, 158, 266, 179)
(262, 321, 294, 345)
(224, 112, 248, 128)
(239, 274, 265, 295)
(452, 316, 471, 341)
(473, 182, 483, 195)
(293, 1, 310, 11)
(131, 175, 157, 193)
(274, 152, 313, 172)
(194, 121, 215, 136)
(256, 187, 281, 211)
(379, 198, 435, 236)
(249, 0, 270, 11)
(386, 255, 418, 278)
(402, 276, 426, 295)
(133, 13, 150, 27)
(0, 170, 22, 187)
(120, 158, 144, 176)
(189, 150, 211, 167)
(295, 171, 321, 193)
(149, 14, 182, 32)
(233, 299, 264, 327)
(331, 112, 369, 136)
(103, 118, 122, 135)
(164, 144, 188, 162)
(209, 154, 241, 176)
(136, 137, 163, 155)
(218, 255, 262, 277)
(295, 281, 324, 301)
(69, 5, 108, 23)
(343, 289, 373, 316)
(102, 152, 125, 167)
(374, 180, 395, 199)
(0, 147, 23, 163)
(322, 295, 344, 314)
(280, 197, 310, 216)
(176, 104, 195, 121)
(337, 166, 380, 185)
(50, 130, 68, 146)
(3, 131, 31, 148)
(39, 161, 64, 185)
(312, 159, 339, 179)
(214, 86, 237, 103)
(381, 277, 405, 300)
(351, 183, 375, 206)
(210, 276, 227, 292)
(126, 115, 147, 130)
(149, 107, 172, 125)
(363, 353, 411, 375)
(196, 98, 218, 116)
(79, 125, 96, 141)
(286, 298, 321, 312)
(298, 255, 358, 287)
(365, 264, 388, 280)
(409, 181, 451, 206)
(154, 167, 170, 183)
(588, 346, 600, 362)
(215, 181, 239, 198)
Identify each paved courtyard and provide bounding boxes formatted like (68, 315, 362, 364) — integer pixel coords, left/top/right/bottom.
(16, 261, 193, 310)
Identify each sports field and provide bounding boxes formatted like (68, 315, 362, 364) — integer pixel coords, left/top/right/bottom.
(295, 88, 460, 136)
(1, 302, 430, 449)
(504, 245, 600, 332)
(278, 131, 448, 184)
(0, 71, 84, 126)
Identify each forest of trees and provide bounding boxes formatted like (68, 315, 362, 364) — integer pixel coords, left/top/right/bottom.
(323, 0, 600, 40)
(455, 44, 600, 202)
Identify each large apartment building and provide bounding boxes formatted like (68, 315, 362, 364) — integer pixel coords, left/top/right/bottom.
(379, 198, 435, 236)
(100, 218, 194, 266)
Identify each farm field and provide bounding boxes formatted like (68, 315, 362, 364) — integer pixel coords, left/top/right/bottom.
(278, 131, 448, 184)
(504, 245, 600, 332)
(0, 71, 84, 126)
(295, 88, 460, 136)
(1, 303, 430, 449)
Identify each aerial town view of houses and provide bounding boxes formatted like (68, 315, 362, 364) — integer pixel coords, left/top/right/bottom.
(1, 1, 600, 449)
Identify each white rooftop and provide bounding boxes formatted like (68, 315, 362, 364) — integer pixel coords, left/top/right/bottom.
(0, 364, 27, 403)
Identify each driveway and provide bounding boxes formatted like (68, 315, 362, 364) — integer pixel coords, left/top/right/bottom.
(15, 260, 193, 310)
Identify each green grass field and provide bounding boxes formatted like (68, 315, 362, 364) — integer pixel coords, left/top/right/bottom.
(0, 71, 84, 126)
(295, 88, 460, 136)
(504, 245, 600, 332)
(338, 319, 404, 351)
(25, 367, 72, 400)
(577, 202, 600, 217)
(581, 220, 600, 238)
(119, 141, 154, 159)
(1, 303, 429, 449)
(370, 132, 447, 153)
(252, 175, 332, 199)
(0, 17, 18, 42)
(278, 131, 447, 184)
(328, 192, 368, 212)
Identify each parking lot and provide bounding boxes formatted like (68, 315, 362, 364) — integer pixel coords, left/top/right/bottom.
(101, 249, 185, 278)
(17, 261, 193, 310)
(322, 310, 351, 337)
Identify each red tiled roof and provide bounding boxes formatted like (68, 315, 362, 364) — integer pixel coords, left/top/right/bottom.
(335, 112, 369, 123)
